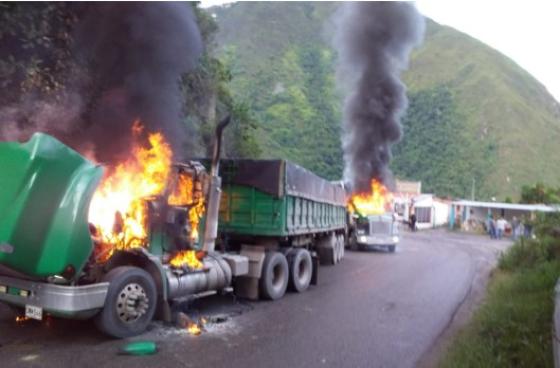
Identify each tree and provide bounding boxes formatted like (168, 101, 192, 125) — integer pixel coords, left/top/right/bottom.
(520, 183, 560, 204)
(182, 4, 262, 159)
(0, 2, 77, 105)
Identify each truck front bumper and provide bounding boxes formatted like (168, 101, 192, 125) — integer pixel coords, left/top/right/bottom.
(357, 235, 399, 246)
(0, 276, 109, 319)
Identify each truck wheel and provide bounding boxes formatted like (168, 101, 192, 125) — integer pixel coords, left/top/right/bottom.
(288, 249, 313, 293)
(388, 245, 396, 253)
(319, 234, 337, 265)
(94, 266, 157, 338)
(338, 235, 345, 261)
(259, 252, 289, 300)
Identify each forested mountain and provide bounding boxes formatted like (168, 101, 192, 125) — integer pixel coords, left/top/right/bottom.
(210, 2, 560, 200)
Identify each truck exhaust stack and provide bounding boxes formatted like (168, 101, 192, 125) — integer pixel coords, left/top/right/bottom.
(202, 115, 231, 253)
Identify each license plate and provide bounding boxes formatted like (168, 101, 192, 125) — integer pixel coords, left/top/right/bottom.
(25, 305, 43, 320)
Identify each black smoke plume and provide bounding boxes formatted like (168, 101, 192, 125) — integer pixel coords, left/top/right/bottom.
(333, 2, 424, 193)
(0, 2, 202, 164)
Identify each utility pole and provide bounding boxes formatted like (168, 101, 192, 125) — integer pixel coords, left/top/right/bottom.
(471, 177, 476, 201)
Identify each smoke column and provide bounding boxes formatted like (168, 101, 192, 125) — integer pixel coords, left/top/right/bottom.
(333, 2, 424, 193)
(0, 3, 202, 164)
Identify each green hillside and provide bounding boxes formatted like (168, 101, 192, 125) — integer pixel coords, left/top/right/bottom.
(211, 2, 560, 200)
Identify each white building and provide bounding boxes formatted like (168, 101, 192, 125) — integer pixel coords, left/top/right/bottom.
(413, 194, 451, 230)
(393, 180, 451, 230)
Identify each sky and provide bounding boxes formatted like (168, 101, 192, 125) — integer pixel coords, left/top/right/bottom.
(200, 1, 560, 102)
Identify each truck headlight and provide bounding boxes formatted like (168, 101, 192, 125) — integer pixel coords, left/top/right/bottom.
(359, 236, 367, 243)
(392, 236, 399, 243)
(0, 285, 6, 294)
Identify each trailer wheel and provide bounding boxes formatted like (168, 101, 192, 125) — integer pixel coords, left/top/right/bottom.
(259, 252, 289, 300)
(94, 266, 157, 338)
(338, 235, 345, 261)
(288, 249, 313, 293)
(319, 234, 337, 265)
(335, 235, 344, 264)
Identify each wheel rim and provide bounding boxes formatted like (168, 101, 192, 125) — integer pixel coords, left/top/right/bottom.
(116, 283, 149, 323)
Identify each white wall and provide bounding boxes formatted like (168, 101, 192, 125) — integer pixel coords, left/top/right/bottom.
(413, 195, 450, 230)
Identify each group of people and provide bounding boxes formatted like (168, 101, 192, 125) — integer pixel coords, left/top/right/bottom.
(487, 215, 507, 239)
(486, 214, 532, 240)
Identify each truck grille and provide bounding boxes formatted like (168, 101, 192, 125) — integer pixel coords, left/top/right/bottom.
(370, 221, 392, 235)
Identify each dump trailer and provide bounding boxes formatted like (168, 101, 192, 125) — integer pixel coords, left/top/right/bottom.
(215, 159, 348, 299)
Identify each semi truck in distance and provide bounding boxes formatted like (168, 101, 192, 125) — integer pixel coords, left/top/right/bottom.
(0, 119, 348, 338)
(349, 213, 400, 252)
(346, 180, 400, 252)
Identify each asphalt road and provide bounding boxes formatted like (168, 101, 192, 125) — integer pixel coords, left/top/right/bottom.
(0, 229, 511, 368)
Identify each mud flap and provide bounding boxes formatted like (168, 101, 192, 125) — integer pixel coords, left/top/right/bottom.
(234, 245, 266, 300)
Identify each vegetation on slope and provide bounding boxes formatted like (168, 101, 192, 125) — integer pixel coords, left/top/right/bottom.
(211, 2, 560, 199)
(0, 3, 262, 159)
(441, 210, 560, 367)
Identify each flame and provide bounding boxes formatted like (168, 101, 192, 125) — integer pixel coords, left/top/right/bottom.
(88, 121, 205, 263)
(169, 250, 204, 270)
(187, 322, 202, 335)
(186, 317, 206, 335)
(16, 316, 29, 323)
(349, 179, 393, 216)
(168, 172, 205, 241)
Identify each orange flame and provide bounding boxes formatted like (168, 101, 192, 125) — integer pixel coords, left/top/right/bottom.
(169, 250, 204, 270)
(88, 122, 205, 263)
(349, 179, 393, 216)
(15, 316, 29, 323)
(168, 172, 205, 241)
(186, 317, 206, 335)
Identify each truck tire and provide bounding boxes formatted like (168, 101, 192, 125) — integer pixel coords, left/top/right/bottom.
(288, 249, 313, 293)
(338, 235, 345, 261)
(259, 252, 289, 300)
(319, 234, 337, 265)
(388, 245, 396, 253)
(334, 236, 341, 264)
(94, 266, 157, 338)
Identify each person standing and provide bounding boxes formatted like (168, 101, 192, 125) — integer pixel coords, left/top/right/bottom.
(409, 213, 417, 232)
(496, 216, 507, 240)
(489, 216, 497, 239)
(511, 216, 520, 240)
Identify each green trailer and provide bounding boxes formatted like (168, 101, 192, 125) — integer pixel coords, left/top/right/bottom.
(218, 159, 347, 238)
(214, 159, 348, 299)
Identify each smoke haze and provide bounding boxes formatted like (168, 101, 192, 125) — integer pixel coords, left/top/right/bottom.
(0, 2, 202, 164)
(333, 2, 425, 193)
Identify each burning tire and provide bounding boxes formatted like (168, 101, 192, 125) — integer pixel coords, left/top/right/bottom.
(95, 266, 157, 338)
(259, 252, 289, 300)
(288, 248, 312, 293)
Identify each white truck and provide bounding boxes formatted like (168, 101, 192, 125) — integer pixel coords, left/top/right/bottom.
(349, 213, 400, 252)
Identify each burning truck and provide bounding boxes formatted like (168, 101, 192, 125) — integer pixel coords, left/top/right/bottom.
(347, 179, 400, 252)
(0, 117, 349, 338)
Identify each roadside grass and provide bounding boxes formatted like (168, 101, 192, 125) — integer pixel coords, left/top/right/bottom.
(440, 234, 560, 368)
